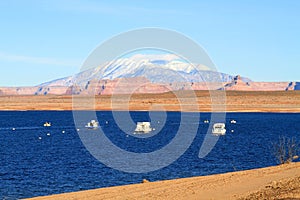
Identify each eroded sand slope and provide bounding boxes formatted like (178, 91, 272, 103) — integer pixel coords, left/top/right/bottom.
(26, 162, 300, 200)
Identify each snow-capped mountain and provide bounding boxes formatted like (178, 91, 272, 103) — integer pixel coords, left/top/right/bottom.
(1, 54, 299, 95)
(41, 54, 250, 87)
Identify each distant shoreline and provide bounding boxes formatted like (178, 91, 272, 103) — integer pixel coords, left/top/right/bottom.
(0, 90, 300, 113)
(1, 110, 300, 114)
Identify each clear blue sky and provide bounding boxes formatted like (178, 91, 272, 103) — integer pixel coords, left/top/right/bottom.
(0, 0, 299, 86)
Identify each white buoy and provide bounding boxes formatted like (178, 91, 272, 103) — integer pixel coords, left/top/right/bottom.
(43, 122, 51, 127)
(62, 131, 65, 134)
(12, 128, 16, 131)
(105, 121, 109, 124)
(47, 133, 51, 136)
(231, 130, 234, 133)
(77, 129, 80, 131)
(38, 137, 42, 140)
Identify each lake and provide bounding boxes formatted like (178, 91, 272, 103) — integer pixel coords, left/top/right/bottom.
(0, 111, 299, 199)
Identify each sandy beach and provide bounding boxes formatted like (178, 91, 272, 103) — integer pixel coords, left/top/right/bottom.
(26, 162, 300, 200)
(1, 90, 300, 112)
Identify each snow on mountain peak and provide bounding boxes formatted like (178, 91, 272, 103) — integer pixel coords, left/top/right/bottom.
(41, 53, 238, 87)
(130, 53, 179, 62)
(93, 53, 213, 81)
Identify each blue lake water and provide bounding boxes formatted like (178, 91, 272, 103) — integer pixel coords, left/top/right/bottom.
(0, 111, 299, 199)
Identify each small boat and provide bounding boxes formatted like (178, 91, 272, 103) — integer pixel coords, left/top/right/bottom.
(85, 120, 99, 129)
(212, 123, 226, 136)
(230, 120, 237, 124)
(134, 122, 153, 134)
(44, 122, 51, 127)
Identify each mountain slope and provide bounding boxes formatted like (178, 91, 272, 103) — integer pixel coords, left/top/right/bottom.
(42, 54, 250, 87)
(1, 54, 299, 95)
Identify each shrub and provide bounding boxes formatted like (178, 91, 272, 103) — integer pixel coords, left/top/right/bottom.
(272, 136, 299, 164)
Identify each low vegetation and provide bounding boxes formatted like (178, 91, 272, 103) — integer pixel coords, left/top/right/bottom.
(272, 136, 299, 164)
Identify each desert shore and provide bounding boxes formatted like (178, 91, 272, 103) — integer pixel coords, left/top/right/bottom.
(26, 162, 300, 200)
(1, 90, 300, 112)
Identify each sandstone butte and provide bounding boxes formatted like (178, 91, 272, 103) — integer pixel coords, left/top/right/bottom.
(0, 76, 299, 96)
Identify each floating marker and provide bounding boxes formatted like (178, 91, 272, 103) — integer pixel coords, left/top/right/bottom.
(38, 137, 42, 140)
(12, 128, 16, 131)
(230, 120, 237, 124)
(62, 131, 65, 134)
(47, 133, 51, 136)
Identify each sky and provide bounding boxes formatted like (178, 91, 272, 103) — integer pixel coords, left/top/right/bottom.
(0, 0, 299, 86)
